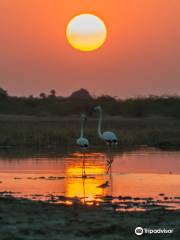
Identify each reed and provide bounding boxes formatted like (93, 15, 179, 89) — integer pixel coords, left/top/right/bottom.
(0, 115, 180, 148)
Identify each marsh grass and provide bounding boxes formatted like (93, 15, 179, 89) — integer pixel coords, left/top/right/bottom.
(0, 114, 180, 149)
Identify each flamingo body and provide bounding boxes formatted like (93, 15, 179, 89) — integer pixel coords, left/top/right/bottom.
(94, 106, 118, 145)
(76, 114, 89, 149)
(102, 131, 118, 144)
(76, 137, 89, 148)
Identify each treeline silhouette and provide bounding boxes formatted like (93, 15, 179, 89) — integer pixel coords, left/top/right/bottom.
(0, 88, 180, 118)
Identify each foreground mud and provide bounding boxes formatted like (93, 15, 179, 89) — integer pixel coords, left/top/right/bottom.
(0, 197, 179, 240)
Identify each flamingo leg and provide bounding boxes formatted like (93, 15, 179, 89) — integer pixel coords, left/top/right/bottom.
(106, 158, 113, 174)
(82, 176, 86, 204)
(106, 143, 111, 164)
(106, 143, 114, 174)
(109, 163, 113, 196)
(81, 153, 84, 178)
(82, 152, 87, 178)
(106, 156, 113, 196)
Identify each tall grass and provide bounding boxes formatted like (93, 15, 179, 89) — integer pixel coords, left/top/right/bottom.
(0, 115, 180, 149)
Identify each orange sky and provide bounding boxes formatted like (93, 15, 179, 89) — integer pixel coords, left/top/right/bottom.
(0, 0, 180, 98)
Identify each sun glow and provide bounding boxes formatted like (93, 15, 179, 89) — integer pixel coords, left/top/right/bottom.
(66, 13, 107, 51)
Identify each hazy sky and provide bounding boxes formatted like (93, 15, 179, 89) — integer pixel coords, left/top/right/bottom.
(0, 0, 180, 98)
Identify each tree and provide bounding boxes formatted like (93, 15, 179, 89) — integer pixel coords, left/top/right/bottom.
(28, 95, 34, 99)
(39, 92, 47, 99)
(0, 88, 8, 98)
(49, 89, 56, 98)
(70, 88, 92, 99)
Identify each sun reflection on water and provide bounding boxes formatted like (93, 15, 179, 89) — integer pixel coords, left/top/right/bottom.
(0, 149, 180, 211)
(65, 153, 109, 202)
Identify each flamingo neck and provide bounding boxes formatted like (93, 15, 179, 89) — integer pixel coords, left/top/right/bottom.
(98, 109, 103, 139)
(80, 118, 84, 138)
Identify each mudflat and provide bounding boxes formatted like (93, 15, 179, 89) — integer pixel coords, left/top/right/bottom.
(0, 197, 179, 240)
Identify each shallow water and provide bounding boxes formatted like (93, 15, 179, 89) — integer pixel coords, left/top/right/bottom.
(0, 148, 180, 211)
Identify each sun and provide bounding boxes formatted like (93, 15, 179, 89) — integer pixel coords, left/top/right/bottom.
(66, 14, 107, 52)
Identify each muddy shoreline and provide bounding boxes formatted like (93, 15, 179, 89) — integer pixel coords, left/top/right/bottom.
(0, 197, 179, 240)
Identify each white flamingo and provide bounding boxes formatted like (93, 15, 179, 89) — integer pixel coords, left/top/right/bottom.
(76, 114, 89, 149)
(94, 106, 118, 146)
(94, 106, 118, 171)
(76, 114, 89, 178)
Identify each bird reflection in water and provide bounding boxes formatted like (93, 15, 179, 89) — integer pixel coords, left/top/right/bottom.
(81, 154, 90, 204)
(65, 153, 108, 205)
(106, 145, 114, 174)
(82, 152, 87, 179)
(77, 150, 115, 204)
(105, 144, 118, 196)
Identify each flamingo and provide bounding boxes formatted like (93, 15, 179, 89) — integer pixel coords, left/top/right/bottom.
(94, 106, 118, 146)
(76, 114, 89, 149)
(76, 114, 89, 178)
(94, 106, 118, 170)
